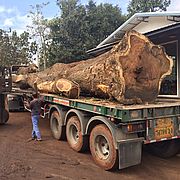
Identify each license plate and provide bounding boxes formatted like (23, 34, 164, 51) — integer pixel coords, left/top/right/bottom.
(154, 118, 174, 140)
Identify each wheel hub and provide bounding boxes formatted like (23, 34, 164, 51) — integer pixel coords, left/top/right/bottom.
(95, 135, 109, 160)
(52, 117, 59, 132)
(70, 124, 79, 144)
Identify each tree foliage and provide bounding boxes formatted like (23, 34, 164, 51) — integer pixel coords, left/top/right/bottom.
(0, 29, 37, 66)
(27, 2, 50, 70)
(0, 1, 129, 68)
(127, 0, 171, 17)
(47, 0, 126, 65)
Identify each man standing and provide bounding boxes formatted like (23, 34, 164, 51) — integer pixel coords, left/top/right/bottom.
(26, 93, 43, 141)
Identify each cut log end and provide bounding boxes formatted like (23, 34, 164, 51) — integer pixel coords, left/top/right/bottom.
(55, 79, 80, 98)
(37, 78, 80, 99)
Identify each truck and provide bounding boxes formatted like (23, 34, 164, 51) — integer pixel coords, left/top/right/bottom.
(0, 66, 12, 124)
(38, 92, 180, 170)
(12, 12, 180, 170)
(37, 12, 180, 171)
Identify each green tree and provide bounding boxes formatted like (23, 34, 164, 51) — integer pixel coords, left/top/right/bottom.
(0, 29, 37, 66)
(127, 0, 171, 17)
(48, 1, 88, 65)
(57, 0, 79, 18)
(27, 2, 49, 70)
(47, 0, 125, 65)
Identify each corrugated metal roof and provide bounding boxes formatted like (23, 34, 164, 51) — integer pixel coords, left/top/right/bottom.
(97, 12, 180, 48)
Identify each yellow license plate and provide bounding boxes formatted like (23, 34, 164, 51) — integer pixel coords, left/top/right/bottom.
(154, 118, 174, 140)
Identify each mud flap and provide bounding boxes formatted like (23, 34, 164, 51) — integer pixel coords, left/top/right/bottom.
(118, 138, 144, 169)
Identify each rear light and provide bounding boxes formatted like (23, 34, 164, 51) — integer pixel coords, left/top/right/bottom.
(122, 123, 145, 133)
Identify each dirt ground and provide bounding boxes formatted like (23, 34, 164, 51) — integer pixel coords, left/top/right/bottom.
(0, 112, 179, 180)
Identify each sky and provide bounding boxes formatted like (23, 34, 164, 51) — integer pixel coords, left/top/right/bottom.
(0, 0, 179, 34)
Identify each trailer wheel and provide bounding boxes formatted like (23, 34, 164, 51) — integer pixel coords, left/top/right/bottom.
(0, 109, 9, 124)
(90, 124, 118, 170)
(66, 116, 87, 152)
(50, 111, 65, 140)
(148, 139, 180, 158)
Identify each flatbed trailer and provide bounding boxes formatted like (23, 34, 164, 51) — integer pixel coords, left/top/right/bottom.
(40, 93, 180, 170)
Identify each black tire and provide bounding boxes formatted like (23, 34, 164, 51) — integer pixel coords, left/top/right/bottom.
(66, 116, 88, 152)
(148, 139, 180, 158)
(90, 124, 118, 171)
(0, 109, 9, 124)
(50, 111, 65, 140)
(4, 109, 9, 123)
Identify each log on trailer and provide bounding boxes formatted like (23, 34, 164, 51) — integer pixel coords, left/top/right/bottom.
(17, 64, 38, 75)
(13, 30, 173, 103)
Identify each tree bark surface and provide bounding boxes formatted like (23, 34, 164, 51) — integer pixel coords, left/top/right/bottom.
(13, 30, 173, 103)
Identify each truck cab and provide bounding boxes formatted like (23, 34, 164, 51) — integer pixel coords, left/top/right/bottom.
(0, 66, 12, 124)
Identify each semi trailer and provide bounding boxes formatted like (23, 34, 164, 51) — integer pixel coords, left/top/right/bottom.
(38, 93, 180, 170)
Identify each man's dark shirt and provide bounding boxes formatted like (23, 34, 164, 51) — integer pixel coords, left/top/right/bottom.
(29, 98, 42, 116)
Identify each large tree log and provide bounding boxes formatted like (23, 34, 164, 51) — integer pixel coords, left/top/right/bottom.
(13, 30, 173, 103)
